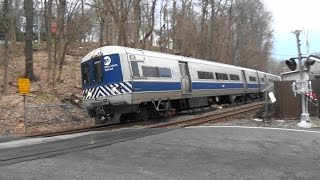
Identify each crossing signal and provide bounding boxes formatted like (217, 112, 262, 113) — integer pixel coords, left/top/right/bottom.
(304, 58, 315, 70)
(285, 58, 297, 71)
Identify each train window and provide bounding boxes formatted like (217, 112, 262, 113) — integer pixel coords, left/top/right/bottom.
(260, 78, 265, 82)
(142, 66, 159, 77)
(94, 61, 103, 82)
(229, 74, 240, 81)
(81, 63, 90, 84)
(131, 61, 140, 77)
(198, 71, 214, 79)
(268, 79, 274, 82)
(249, 76, 257, 82)
(216, 73, 229, 80)
(159, 68, 172, 77)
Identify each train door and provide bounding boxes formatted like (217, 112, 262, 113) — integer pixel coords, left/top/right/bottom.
(179, 62, 192, 94)
(256, 71, 261, 91)
(241, 70, 248, 92)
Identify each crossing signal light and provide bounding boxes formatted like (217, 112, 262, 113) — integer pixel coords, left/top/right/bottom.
(304, 58, 315, 70)
(285, 58, 297, 71)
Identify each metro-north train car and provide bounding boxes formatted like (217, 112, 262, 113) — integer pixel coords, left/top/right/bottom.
(81, 46, 280, 123)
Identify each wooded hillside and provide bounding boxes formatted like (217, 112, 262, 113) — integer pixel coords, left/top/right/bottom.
(0, 0, 280, 96)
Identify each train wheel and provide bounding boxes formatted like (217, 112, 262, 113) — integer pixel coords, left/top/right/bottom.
(138, 105, 150, 121)
(95, 106, 109, 125)
(120, 114, 129, 122)
(95, 114, 108, 125)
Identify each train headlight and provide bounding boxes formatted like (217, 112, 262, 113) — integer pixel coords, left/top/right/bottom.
(87, 91, 92, 97)
(112, 87, 117, 92)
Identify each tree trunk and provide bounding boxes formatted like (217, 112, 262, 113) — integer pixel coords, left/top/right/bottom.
(172, 0, 177, 51)
(199, 0, 208, 58)
(81, 0, 85, 43)
(133, 0, 141, 48)
(142, 0, 157, 49)
(9, 0, 17, 46)
(24, 0, 35, 80)
(100, 16, 105, 47)
(47, 0, 52, 85)
(55, 0, 66, 84)
(2, 0, 10, 95)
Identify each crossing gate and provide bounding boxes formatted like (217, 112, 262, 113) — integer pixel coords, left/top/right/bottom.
(274, 80, 320, 119)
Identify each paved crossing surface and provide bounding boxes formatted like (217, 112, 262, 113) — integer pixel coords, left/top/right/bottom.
(0, 126, 320, 180)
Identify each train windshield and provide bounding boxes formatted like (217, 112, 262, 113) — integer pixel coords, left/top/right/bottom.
(94, 60, 103, 82)
(81, 63, 90, 85)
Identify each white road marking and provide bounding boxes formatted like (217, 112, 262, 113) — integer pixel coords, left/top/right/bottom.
(0, 131, 104, 149)
(187, 125, 320, 134)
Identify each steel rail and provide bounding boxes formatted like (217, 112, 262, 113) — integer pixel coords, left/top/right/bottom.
(27, 121, 138, 137)
(152, 103, 263, 128)
(27, 101, 264, 137)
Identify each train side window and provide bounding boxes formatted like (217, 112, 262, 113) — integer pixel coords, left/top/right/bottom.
(131, 61, 140, 77)
(216, 73, 229, 80)
(198, 71, 214, 79)
(142, 66, 159, 77)
(229, 74, 240, 81)
(249, 76, 257, 82)
(159, 68, 172, 77)
(94, 60, 103, 82)
(260, 78, 265, 82)
(81, 63, 90, 84)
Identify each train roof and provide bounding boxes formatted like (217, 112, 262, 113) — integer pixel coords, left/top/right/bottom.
(82, 46, 279, 77)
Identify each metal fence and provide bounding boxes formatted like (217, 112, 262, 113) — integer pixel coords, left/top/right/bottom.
(274, 80, 320, 119)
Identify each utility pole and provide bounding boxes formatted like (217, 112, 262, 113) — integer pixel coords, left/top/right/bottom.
(294, 30, 311, 128)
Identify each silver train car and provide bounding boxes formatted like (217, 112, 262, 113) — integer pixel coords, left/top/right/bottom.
(81, 46, 280, 123)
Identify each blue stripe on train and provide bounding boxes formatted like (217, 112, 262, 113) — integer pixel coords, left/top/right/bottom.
(247, 84, 259, 89)
(132, 81, 181, 92)
(131, 81, 260, 92)
(192, 82, 243, 90)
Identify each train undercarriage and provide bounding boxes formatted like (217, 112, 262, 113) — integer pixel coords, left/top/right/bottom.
(91, 92, 263, 125)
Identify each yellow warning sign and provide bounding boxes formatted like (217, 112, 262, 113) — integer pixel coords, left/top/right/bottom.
(18, 78, 30, 94)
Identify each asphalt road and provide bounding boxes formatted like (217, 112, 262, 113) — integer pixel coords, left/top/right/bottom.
(0, 126, 320, 180)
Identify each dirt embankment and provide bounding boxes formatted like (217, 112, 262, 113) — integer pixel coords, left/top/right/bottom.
(0, 43, 99, 136)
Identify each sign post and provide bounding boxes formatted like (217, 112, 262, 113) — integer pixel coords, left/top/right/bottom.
(18, 78, 30, 132)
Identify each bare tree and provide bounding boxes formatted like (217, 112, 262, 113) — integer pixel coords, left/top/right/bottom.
(106, 0, 132, 46)
(51, 0, 66, 85)
(198, 0, 209, 58)
(24, 0, 36, 80)
(132, 0, 141, 48)
(2, 0, 10, 94)
(57, 0, 90, 81)
(141, 0, 157, 49)
(9, 0, 20, 46)
(230, 0, 272, 71)
(173, 0, 197, 56)
(46, 0, 53, 85)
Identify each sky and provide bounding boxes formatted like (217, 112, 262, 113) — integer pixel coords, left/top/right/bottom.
(263, 0, 320, 60)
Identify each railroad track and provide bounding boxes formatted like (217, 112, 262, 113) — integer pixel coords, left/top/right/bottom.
(28, 101, 264, 137)
(27, 121, 140, 138)
(0, 128, 171, 167)
(152, 102, 264, 128)
(1, 102, 264, 166)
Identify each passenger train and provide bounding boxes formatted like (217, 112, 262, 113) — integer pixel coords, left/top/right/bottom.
(81, 46, 280, 123)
